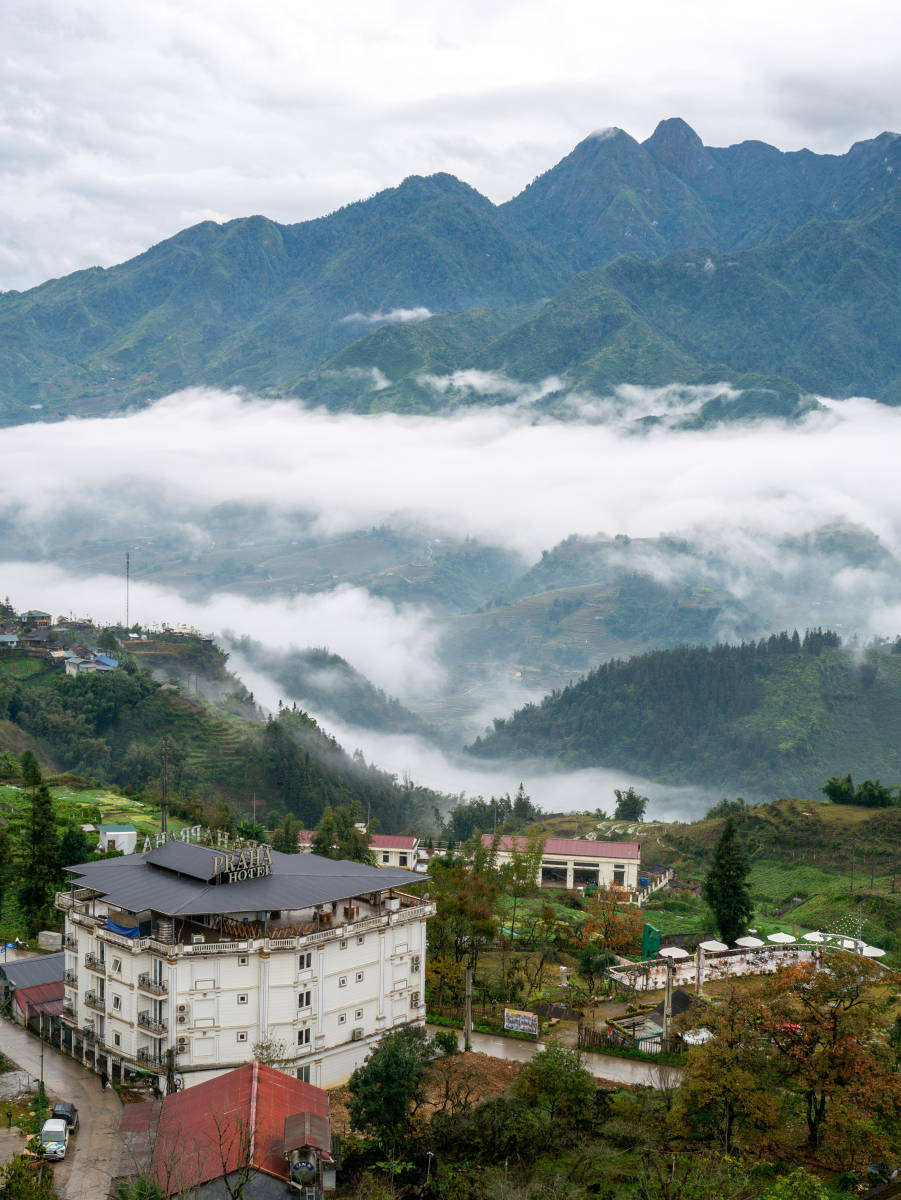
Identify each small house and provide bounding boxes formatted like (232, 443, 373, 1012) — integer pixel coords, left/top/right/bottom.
(97, 824, 138, 854)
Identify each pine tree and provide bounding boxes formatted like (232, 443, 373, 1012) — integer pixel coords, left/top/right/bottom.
(703, 817, 753, 943)
(19, 780, 61, 933)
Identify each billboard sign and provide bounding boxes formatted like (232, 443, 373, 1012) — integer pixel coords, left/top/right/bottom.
(504, 1008, 539, 1035)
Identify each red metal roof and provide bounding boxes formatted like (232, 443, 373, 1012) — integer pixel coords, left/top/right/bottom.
(13, 980, 63, 1018)
(482, 834, 640, 859)
(151, 1062, 331, 1190)
(369, 833, 417, 850)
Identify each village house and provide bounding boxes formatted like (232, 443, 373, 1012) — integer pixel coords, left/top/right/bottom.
(118, 1062, 336, 1197)
(481, 833, 641, 891)
(297, 830, 429, 872)
(57, 835, 433, 1092)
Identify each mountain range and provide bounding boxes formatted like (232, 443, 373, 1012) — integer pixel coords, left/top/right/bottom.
(2, 119, 900, 425)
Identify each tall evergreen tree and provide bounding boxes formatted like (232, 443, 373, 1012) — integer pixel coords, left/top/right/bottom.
(703, 817, 753, 943)
(19, 781, 61, 933)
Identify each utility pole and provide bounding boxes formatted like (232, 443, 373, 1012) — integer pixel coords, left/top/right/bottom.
(662, 959, 674, 1046)
(849, 847, 855, 893)
(892, 852, 897, 895)
(125, 551, 130, 630)
(161, 737, 169, 836)
(464, 966, 473, 1052)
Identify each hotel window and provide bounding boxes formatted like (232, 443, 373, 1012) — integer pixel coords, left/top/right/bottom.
(355, 971, 364, 983)
(338, 1013, 347, 1024)
(399, 854, 408, 867)
(298, 990, 312, 1009)
(297, 1027, 311, 1046)
(237, 993, 248, 1005)
(238, 956, 248, 966)
(298, 952, 312, 971)
(111, 958, 122, 974)
(382, 852, 390, 863)
(112, 995, 122, 1011)
(236, 1031, 248, 1043)
(297, 1065, 311, 1082)
(355, 1008, 364, 1020)
(340, 940, 347, 950)
(357, 935, 365, 945)
(113, 1032, 121, 1047)
(339, 976, 348, 988)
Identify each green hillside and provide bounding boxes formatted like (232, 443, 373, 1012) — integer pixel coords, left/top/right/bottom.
(469, 631, 901, 798)
(3, 122, 901, 422)
(0, 649, 443, 830)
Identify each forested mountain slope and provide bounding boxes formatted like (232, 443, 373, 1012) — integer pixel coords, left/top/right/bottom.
(468, 632, 901, 798)
(2, 120, 900, 423)
(0, 652, 441, 830)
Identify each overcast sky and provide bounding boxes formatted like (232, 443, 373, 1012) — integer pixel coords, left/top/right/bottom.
(2, 0, 900, 292)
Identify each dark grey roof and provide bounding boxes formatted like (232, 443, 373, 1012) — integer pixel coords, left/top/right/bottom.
(2, 952, 65, 989)
(64, 841, 427, 917)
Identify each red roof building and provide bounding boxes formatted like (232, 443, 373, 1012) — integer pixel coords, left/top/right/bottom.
(12, 980, 63, 1024)
(481, 834, 641, 891)
(142, 1063, 333, 1196)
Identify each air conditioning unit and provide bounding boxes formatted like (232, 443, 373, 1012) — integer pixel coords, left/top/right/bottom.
(411, 956, 421, 972)
(177, 1036, 188, 1050)
(191, 934, 205, 945)
(410, 991, 421, 1008)
(178, 1014, 190, 1025)
(177, 1002, 191, 1015)
(351, 1028, 364, 1041)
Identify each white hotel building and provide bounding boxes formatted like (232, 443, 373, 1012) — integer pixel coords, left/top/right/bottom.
(56, 838, 433, 1092)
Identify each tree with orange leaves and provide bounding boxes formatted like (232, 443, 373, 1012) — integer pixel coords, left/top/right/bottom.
(761, 953, 901, 1161)
(579, 885, 644, 956)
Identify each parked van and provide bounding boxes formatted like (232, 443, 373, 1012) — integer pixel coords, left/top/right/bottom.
(39, 1118, 69, 1161)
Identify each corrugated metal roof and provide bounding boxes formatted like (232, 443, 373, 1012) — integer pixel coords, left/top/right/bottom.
(65, 841, 426, 916)
(369, 834, 418, 850)
(13, 979, 63, 1017)
(151, 1062, 331, 1190)
(1, 952, 65, 989)
(482, 834, 640, 859)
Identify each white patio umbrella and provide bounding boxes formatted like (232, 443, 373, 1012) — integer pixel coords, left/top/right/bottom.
(734, 936, 765, 948)
(803, 931, 825, 943)
(839, 938, 860, 950)
(659, 945, 690, 959)
(697, 939, 729, 952)
(767, 932, 796, 944)
(861, 945, 886, 958)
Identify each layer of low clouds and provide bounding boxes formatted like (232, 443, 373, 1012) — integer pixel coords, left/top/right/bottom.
(227, 649, 720, 822)
(1, 388, 899, 562)
(2, 0, 901, 291)
(0, 561, 441, 704)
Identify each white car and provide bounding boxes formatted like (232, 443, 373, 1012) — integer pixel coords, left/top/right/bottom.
(40, 1117, 69, 1161)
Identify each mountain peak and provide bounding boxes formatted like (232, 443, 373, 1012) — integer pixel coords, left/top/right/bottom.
(644, 117, 712, 177)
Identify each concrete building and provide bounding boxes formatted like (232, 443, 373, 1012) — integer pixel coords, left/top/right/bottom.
(481, 834, 641, 891)
(57, 837, 433, 1093)
(97, 824, 139, 854)
(298, 830, 429, 872)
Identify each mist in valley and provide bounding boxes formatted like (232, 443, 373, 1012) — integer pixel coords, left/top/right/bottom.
(3, 385, 901, 812)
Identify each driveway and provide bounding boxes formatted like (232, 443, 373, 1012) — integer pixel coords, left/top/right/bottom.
(0, 1019, 121, 1200)
(427, 1025, 681, 1087)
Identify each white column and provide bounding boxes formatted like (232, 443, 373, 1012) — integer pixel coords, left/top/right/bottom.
(167, 957, 178, 1053)
(566, 861, 574, 889)
(378, 930, 386, 1019)
(316, 946, 325, 1036)
(259, 951, 270, 1039)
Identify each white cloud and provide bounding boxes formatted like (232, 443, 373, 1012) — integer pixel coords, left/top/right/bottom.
(341, 307, 432, 324)
(420, 369, 563, 406)
(0, 560, 442, 704)
(2, 1, 901, 290)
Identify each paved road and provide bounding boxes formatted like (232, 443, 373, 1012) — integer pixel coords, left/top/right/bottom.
(0, 1019, 121, 1200)
(427, 1025, 679, 1087)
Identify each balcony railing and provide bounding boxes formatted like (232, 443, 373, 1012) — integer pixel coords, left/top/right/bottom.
(64, 969, 78, 986)
(137, 973, 167, 996)
(136, 1048, 167, 1068)
(84, 990, 105, 1012)
(84, 953, 106, 974)
(138, 1011, 167, 1035)
(64, 934, 77, 950)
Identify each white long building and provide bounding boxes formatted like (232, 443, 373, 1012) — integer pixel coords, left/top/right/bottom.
(481, 834, 641, 890)
(56, 838, 433, 1092)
